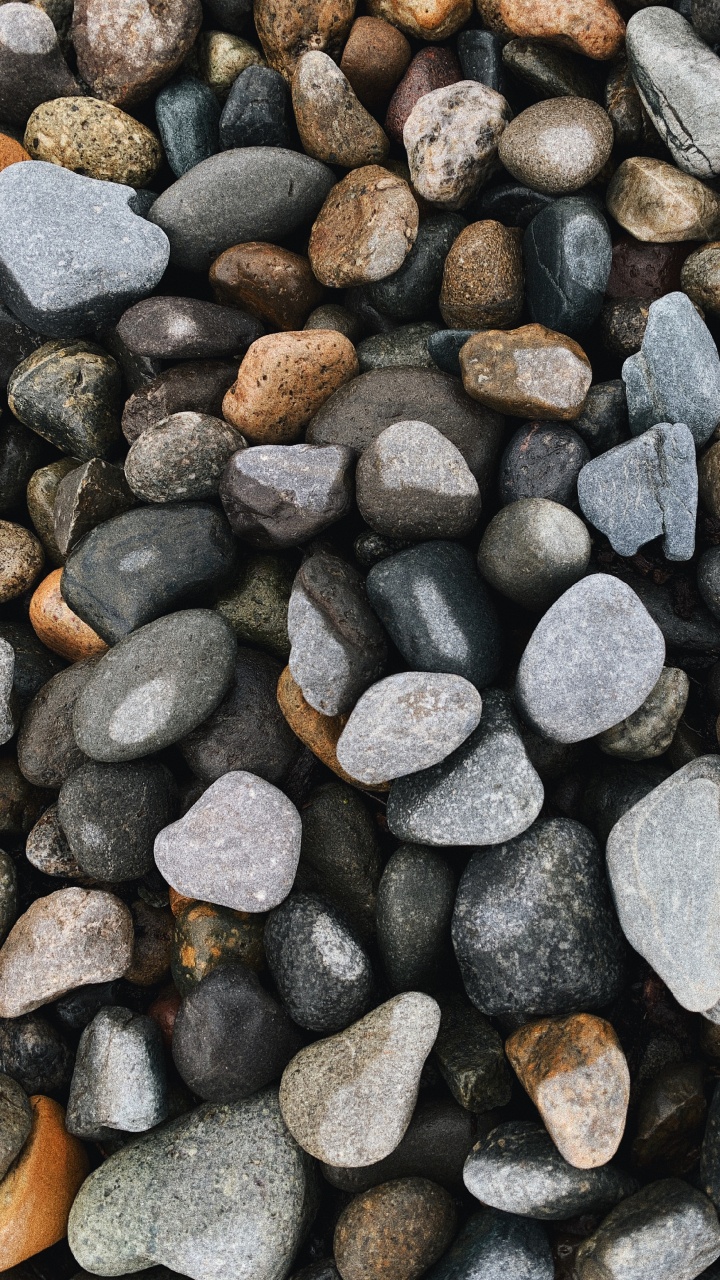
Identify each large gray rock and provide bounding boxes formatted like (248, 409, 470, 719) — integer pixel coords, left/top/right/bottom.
(0, 162, 169, 338)
(515, 574, 665, 744)
(68, 1089, 318, 1280)
(574, 1179, 720, 1280)
(66, 1007, 168, 1141)
(622, 292, 720, 446)
(424, 1209, 554, 1280)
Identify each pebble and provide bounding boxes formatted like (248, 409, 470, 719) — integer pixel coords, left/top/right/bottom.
(277, 666, 363, 788)
(215, 551, 292, 657)
(171, 964, 302, 1101)
(121, 361, 236, 442)
(297, 781, 381, 944)
(333, 1178, 457, 1280)
(17, 661, 91, 789)
(220, 441, 353, 547)
(634, 1060, 707, 1174)
(155, 75, 220, 178)
(369, 0, 471, 38)
(498, 97, 613, 196)
(356, 420, 481, 540)
(439, 220, 523, 329)
(0, 519, 43, 603)
(53, 459, 134, 559)
(498, 0, 625, 59)
(499, 424, 589, 506)
(693, 0, 720, 41)
(58, 759, 175, 881)
(29, 569, 108, 662)
(452, 817, 626, 1017)
(24, 96, 162, 186)
(8, 340, 122, 461)
(0, 1073, 31, 1179)
(292, 51, 388, 168)
(473, 179, 555, 228)
(387, 688, 544, 847)
(125, 412, 241, 504)
(515, 575, 666, 744)
(600, 419, 693, 551)
(356, 322, 437, 373)
(66, 1006, 167, 1140)
(309, 165, 418, 288)
(0, 850, 17, 944)
(67, 1090, 317, 1280)
(598, 666, 689, 762)
(154, 770, 301, 912)
(607, 238, 689, 303)
(219, 66, 290, 149)
(459, 324, 592, 420)
(477, 498, 591, 611)
(376, 846, 454, 993)
(171, 900, 264, 994)
(459, 29, 506, 93)
(0, 163, 169, 337)
(26, 458, 78, 566)
(117, 296, 263, 362)
(701, 445, 720, 520)
(0, 1012, 72, 1099)
(0, 888, 134, 1018)
(279, 992, 440, 1166)
(340, 17, 411, 116)
(600, 298, 649, 360)
(524, 198, 612, 336)
(198, 30, 264, 100)
(622, 292, 720, 446)
(322, 1097, 473, 1193)
(71, 0, 202, 106)
(385, 47, 461, 144)
(681, 242, 720, 315)
(574, 1180, 720, 1280)
(502, 37, 600, 100)
(254, 0, 355, 79)
(0, 132, 30, 173)
(505, 1014, 630, 1168)
(404, 81, 510, 209)
(367, 213, 464, 323)
(425, 1209, 553, 1280)
(0, 2, 76, 125)
(210, 241, 324, 331)
(434, 995, 512, 1111)
(606, 156, 720, 243)
(0, 300, 42, 388)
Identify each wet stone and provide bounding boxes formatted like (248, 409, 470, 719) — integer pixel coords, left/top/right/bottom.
(309, 165, 418, 289)
(155, 75, 220, 178)
(71, 0, 201, 107)
(404, 81, 511, 209)
(524, 197, 612, 337)
(66, 1006, 167, 1141)
(425, 1209, 554, 1280)
(574, 1179, 720, 1280)
(210, 241, 324, 332)
(385, 46, 461, 145)
(606, 156, 720, 243)
(623, 292, 720, 446)
(220, 442, 353, 548)
(434, 995, 512, 1112)
(125, 412, 241, 505)
(356, 323, 437, 373)
(376, 845, 455, 993)
(598, 666, 690, 762)
(498, 97, 613, 196)
(458, 29, 506, 93)
(460, 325, 592, 420)
(0, 1, 76, 126)
(477, 498, 590, 612)
(171, 900, 265, 995)
(339, 16, 411, 116)
(24, 96, 162, 187)
(8, 340, 122, 461)
(58, 759, 175, 882)
(0, 1073, 31, 1180)
(116, 296, 263, 362)
(440, 219, 523, 330)
(53, 459, 134, 559)
(333, 1178, 457, 1280)
(121, 361, 236, 442)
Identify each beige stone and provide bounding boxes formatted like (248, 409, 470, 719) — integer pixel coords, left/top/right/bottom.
(309, 165, 418, 288)
(607, 157, 720, 243)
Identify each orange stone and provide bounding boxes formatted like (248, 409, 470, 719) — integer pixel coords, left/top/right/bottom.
(0, 134, 31, 173)
(277, 666, 389, 791)
(0, 1094, 89, 1267)
(367, 0, 472, 41)
(499, 0, 625, 59)
(168, 886, 196, 917)
(29, 569, 109, 662)
(459, 324, 592, 420)
(210, 242, 325, 331)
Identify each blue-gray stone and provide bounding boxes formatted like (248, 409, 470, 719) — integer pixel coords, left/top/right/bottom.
(572, 380, 628, 455)
(425, 1208, 553, 1280)
(577, 422, 697, 560)
(457, 30, 506, 94)
(428, 329, 475, 377)
(155, 76, 220, 178)
(219, 66, 290, 150)
(622, 291, 720, 445)
(0, 163, 169, 339)
(367, 214, 465, 322)
(575, 1179, 720, 1280)
(524, 197, 612, 337)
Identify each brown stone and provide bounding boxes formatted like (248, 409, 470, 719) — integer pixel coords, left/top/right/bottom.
(368, 0, 471, 39)
(385, 47, 461, 145)
(292, 51, 389, 168)
(499, 0, 625, 59)
(0, 1094, 89, 1268)
(123, 899, 174, 986)
(0, 133, 30, 173)
(0, 519, 44, 603)
(29, 569, 109, 662)
(171, 900, 265, 995)
(460, 324, 592, 419)
(604, 55, 657, 150)
(309, 166, 419, 289)
(440, 220, 523, 329)
(147, 984, 181, 1048)
(606, 238, 691, 301)
(632, 1062, 707, 1174)
(699, 441, 720, 519)
(277, 664, 362, 787)
(169, 887, 195, 917)
(71, 0, 203, 106)
(498, 96, 614, 196)
(506, 1014, 630, 1169)
(340, 16, 411, 115)
(24, 96, 162, 186)
(222, 330, 359, 444)
(476, 0, 513, 36)
(255, 0, 355, 80)
(210, 242, 324, 332)
(599, 298, 649, 359)
(26, 458, 82, 567)
(333, 1178, 457, 1280)
(681, 243, 720, 315)
(606, 157, 720, 243)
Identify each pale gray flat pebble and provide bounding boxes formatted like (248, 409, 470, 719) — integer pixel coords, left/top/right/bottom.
(622, 292, 720, 446)
(0, 638, 17, 746)
(0, 1072, 32, 1180)
(66, 1006, 168, 1141)
(220, 442, 354, 548)
(598, 667, 689, 761)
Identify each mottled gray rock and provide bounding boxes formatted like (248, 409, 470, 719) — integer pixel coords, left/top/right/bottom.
(154, 770, 301, 912)
(25, 804, 85, 878)
(577, 423, 697, 561)
(404, 80, 510, 209)
(575, 1179, 720, 1280)
(376, 846, 455, 993)
(702, 1078, 720, 1212)
(0, 849, 17, 946)
(66, 1006, 167, 1141)
(8, 340, 123, 461)
(68, 1089, 318, 1280)
(116, 296, 262, 361)
(54, 458, 135, 557)
(58, 759, 176, 882)
(0, 1072, 31, 1180)
(0, 2, 77, 125)
(356, 420, 481, 540)
(598, 667, 690, 760)
(0, 638, 17, 746)
(387, 689, 544, 847)
(515, 574, 666, 745)
(434, 995, 512, 1113)
(477, 499, 591, 612)
(356, 323, 437, 372)
(623, 292, 720, 446)
(220, 442, 354, 548)
(125, 412, 242, 504)
(0, 162, 169, 338)
(424, 1209, 554, 1280)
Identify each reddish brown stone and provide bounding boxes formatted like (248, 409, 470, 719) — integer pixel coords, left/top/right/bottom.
(606, 238, 692, 301)
(499, 0, 625, 59)
(0, 134, 30, 173)
(29, 570, 109, 662)
(124, 899, 174, 987)
(333, 1178, 457, 1280)
(460, 324, 592, 419)
(440, 221, 524, 329)
(292, 51, 390, 169)
(210, 242, 325, 331)
(147, 985, 182, 1048)
(385, 47, 461, 144)
(71, 0, 203, 106)
(340, 17, 411, 115)
(368, 0, 471, 40)
(255, 0, 355, 79)
(309, 166, 419, 288)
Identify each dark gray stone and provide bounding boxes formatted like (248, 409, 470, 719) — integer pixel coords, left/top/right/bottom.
(428, 329, 475, 377)
(575, 1179, 720, 1280)
(356, 324, 437, 373)
(0, 850, 17, 946)
(699, 547, 720, 621)
(17, 658, 97, 789)
(121, 360, 237, 442)
(220, 442, 353, 548)
(116, 296, 263, 361)
(424, 1208, 554, 1280)
(572, 380, 629, 455)
(0, 414, 47, 517)
(219, 66, 290, 149)
(627, 574, 720, 654)
(155, 75, 220, 177)
(693, 0, 720, 41)
(54, 459, 135, 558)
(125, 412, 241, 504)
(434, 995, 512, 1112)
(524, 198, 612, 337)
(502, 38, 601, 100)
(457, 30, 506, 94)
(0, 1012, 72, 1096)
(58, 759, 176, 882)
(470, 180, 555, 228)
(0, 2, 76, 125)
(297, 782, 381, 944)
(477, 498, 591, 612)
(366, 214, 465, 322)
(321, 1098, 474, 1193)
(0, 1073, 31, 1180)
(0, 302, 43, 388)
(204, 0, 253, 32)
(376, 845, 455, 992)
(623, 292, 720, 445)
(499, 423, 590, 507)
(8, 340, 123, 461)
(66, 1006, 167, 1141)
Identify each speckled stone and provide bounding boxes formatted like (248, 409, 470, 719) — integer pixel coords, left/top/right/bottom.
(121, 361, 236, 442)
(357, 322, 437, 372)
(606, 156, 720, 243)
(210, 241, 324, 331)
(0, 1010, 72, 1096)
(24, 96, 162, 186)
(0, 519, 43, 603)
(498, 0, 625, 59)
(255, 0, 354, 79)
(434, 995, 512, 1112)
(58, 759, 175, 882)
(598, 667, 689, 761)
(440, 220, 523, 329)
(218, 65, 289, 148)
(198, 31, 265, 100)
(368, 0, 471, 38)
(8, 340, 122, 461)
(292, 51, 388, 168)
(155, 75, 219, 178)
(0, 2, 77, 125)
(220, 441, 352, 548)
(0, 1073, 31, 1180)
(385, 46, 461, 144)
(334, 1178, 457, 1280)
(681, 242, 720, 316)
(25, 806, 92, 877)
(424, 1209, 554, 1280)
(309, 166, 418, 288)
(171, 900, 264, 995)
(71, 0, 202, 106)
(376, 846, 454, 993)
(524, 197, 612, 337)
(574, 1180, 720, 1280)
(0, 850, 17, 946)
(498, 97, 613, 196)
(215, 553, 292, 658)
(53, 459, 134, 558)
(460, 324, 591, 420)
(298, 782, 381, 944)
(279, 992, 440, 1166)
(498, 423, 589, 507)
(404, 81, 510, 209)
(477, 498, 590, 612)
(0, 639, 17, 746)
(622, 292, 720, 446)
(125, 412, 241, 504)
(600, 298, 649, 360)
(340, 16, 411, 115)
(66, 1006, 167, 1141)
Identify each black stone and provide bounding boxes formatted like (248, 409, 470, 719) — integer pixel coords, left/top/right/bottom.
(204, 0, 253, 32)
(17, 658, 97, 789)
(7, 340, 123, 462)
(0, 302, 43, 388)
(366, 214, 465, 322)
(321, 1098, 475, 1193)
(434, 994, 512, 1112)
(115, 296, 263, 361)
(0, 415, 48, 515)
(376, 845, 455, 993)
(121, 361, 237, 442)
(498, 423, 590, 506)
(0, 622, 64, 710)
(623, 574, 720, 655)
(155, 76, 220, 178)
(424, 1208, 554, 1280)
(469, 181, 555, 229)
(296, 782, 381, 944)
(52, 980, 146, 1034)
(219, 66, 291, 149)
(524, 198, 612, 337)
(57, 760, 176, 881)
(579, 760, 664, 846)
(457, 30, 506, 94)
(0, 1013, 73, 1096)
(693, 0, 720, 41)
(571, 380, 629, 455)
(427, 329, 475, 378)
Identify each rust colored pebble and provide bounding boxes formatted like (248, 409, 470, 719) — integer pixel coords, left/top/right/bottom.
(385, 47, 462, 145)
(277, 666, 389, 791)
(0, 133, 30, 173)
(0, 1094, 89, 1268)
(606, 238, 692, 302)
(255, 0, 355, 79)
(459, 324, 592, 420)
(222, 330, 359, 444)
(0, 520, 44, 604)
(340, 17, 412, 115)
(29, 570, 109, 662)
(440, 220, 524, 330)
(210, 242, 325, 331)
(169, 887, 197, 917)
(309, 166, 419, 289)
(498, 0, 625, 60)
(333, 1178, 457, 1280)
(147, 985, 182, 1049)
(367, 0, 471, 40)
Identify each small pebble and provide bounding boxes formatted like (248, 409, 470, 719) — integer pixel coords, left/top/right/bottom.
(498, 0, 625, 59)
(125, 412, 241, 504)
(116, 296, 263, 362)
(292, 51, 388, 168)
(598, 667, 690, 761)
(433, 994, 511, 1111)
(356, 420, 481, 540)
(220, 441, 353, 547)
(58, 758, 176, 881)
(198, 30, 264, 100)
(460, 324, 592, 420)
(606, 156, 720, 243)
(255, 0, 355, 79)
(29, 568, 109, 662)
(8, 339, 122, 461)
(524, 197, 612, 336)
(0, 1073, 32, 1180)
(155, 75, 220, 178)
(65, 1006, 168, 1140)
(385, 46, 461, 144)
(477, 498, 591, 610)
(121, 361, 235, 441)
(171, 899, 264, 994)
(219, 66, 290, 148)
(440, 220, 523, 329)
(340, 17, 411, 116)
(333, 1178, 457, 1280)
(0, 519, 43, 603)
(53, 458, 134, 558)
(498, 97, 613, 196)
(376, 846, 454, 993)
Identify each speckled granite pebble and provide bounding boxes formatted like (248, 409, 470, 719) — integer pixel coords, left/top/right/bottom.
(66, 1006, 168, 1141)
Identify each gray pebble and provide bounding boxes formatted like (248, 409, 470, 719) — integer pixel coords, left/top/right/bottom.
(0, 1071, 31, 1180)
(58, 759, 176, 882)
(0, 1, 76, 125)
(376, 845, 455, 993)
(434, 994, 512, 1113)
(575, 1179, 720, 1280)
(66, 1006, 168, 1141)
(220, 442, 354, 548)
(125, 412, 242, 503)
(598, 667, 689, 761)
(25, 804, 85, 878)
(356, 323, 437, 372)
(298, 782, 381, 944)
(424, 1209, 553, 1280)
(623, 292, 720, 446)
(356, 420, 481, 540)
(477, 498, 591, 611)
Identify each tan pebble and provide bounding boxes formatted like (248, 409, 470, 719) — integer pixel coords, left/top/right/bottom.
(459, 324, 592, 419)
(24, 96, 162, 186)
(499, 0, 625, 59)
(440, 220, 523, 329)
(367, 0, 472, 40)
(198, 31, 265, 98)
(498, 96, 614, 196)
(309, 165, 419, 288)
(606, 157, 720, 243)
(292, 50, 389, 168)
(71, 0, 202, 106)
(681, 242, 720, 315)
(0, 133, 30, 173)
(255, 0, 355, 80)
(29, 569, 108, 662)
(0, 520, 44, 603)
(210, 241, 325, 331)
(339, 16, 411, 114)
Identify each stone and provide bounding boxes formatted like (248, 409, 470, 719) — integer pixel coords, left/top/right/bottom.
(459, 29, 506, 93)
(404, 81, 510, 210)
(171, 900, 264, 995)
(117, 297, 263, 363)
(198, 30, 264, 100)
(0, 519, 43, 603)
(17, 659, 96, 789)
(0, 419, 53, 525)
(322, 1097, 474, 1193)
(506, 1014, 630, 1169)
(607, 156, 720, 243)
(460, 325, 592, 420)
(0, 303, 42, 389)
(452, 818, 626, 1017)
(60, 503, 238, 644)
(472, 179, 555, 228)
(340, 16, 411, 115)
(210, 242, 324, 331)
(279, 992, 440, 1166)
(71, 0, 202, 106)
(215, 552, 292, 658)
(0, 640, 17, 747)
(0, 850, 16, 945)
(387, 689, 543, 847)
(155, 75, 220, 178)
(502, 37, 600, 99)
(622, 292, 720, 446)
(498, 422, 588, 506)
(681, 242, 720, 315)
(298, 782, 381, 944)
(66, 1007, 167, 1141)
(24, 96, 161, 186)
(574, 1180, 720, 1280)
(0, 888, 134, 1017)
(524, 198, 612, 337)
(292, 52, 388, 168)
(598, 667, 690, 761)
(433, 995, 512, 1112)
(498, 0, 625, 59)
(385, 46, 461, 144)
(516, 575, 666, 745)
(367, 214, 464, 324)
(25, 805, 84, 878)
(607, 238, 690, 302)
(424, 1210, 554, 1280)
(0, 1013, 72, 1100)
(254, 0, 354, 79)
(124, 899, 173, 987)
(72, 609, 236, 762)
(309, 166, 418, 289)
(368, 0, 471, 37)
(0, 619, 63, 711)
(0, 163, 169, 338)
(0, 1074, 31, 1180)
(125, 413, 241, 505)
(693, 0, 720, 40)
(356, 420, 481, 540)
(58, 759, 175, 882)
(498, 97, 613, 196)
(219, 65, 289, 149)
(631, 1060, 707, 1174)
(428, 329, 476, 377)
(357, 323, 437, 372)
(222, 331, 358, 444)
(478, 499, 590, 613)
(0, 132, 30, 173)
(29, 569, 108, 662)
(53, 459, 134, 558)
(121, 361, 236, 442)
(376, 846, 454, 993)
(8, 340, 122, 461)
(0, 2, 76, 125)
(600, 298, 649, 360)
(68, 1090, 317, 1280)
(628, 574, 720, 656)
(698, 548, 720, 624)
(154, 770, 301, 913)
(604, 54, 654, 149)
(333, 1178, 457, 1280)
(26, 458, 80, 566)
(439, 220, 523, 329)
(701, 445, 720, 520)
(148, 148, 335, 273)
(463, 1121, 636, 1221)
(220, 442, 353, 548)
(277, 667, 363, 788)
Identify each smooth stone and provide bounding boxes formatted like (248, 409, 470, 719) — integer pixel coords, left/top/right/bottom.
(298, 782, 381, 944)
(292, 51, 388, 168)
(498, 0, 625, 59)
(356, 321, 437, 372)
(66, 1007, 167, 1141)
(219, 65, 289, 149)
(439, 220, 523, 330)
(458, 29, 506, 93)
(598, 666, 690, 760)
(622, 292, 720, 446)
(53, 459, 133, 558)
(0, 163, 169, 337)
(460, 324, 592, 420)
(452, 817, 626, 1017)
(17, 659, 95, 788)
(68, 1089, 317, 1280)
(0, 850, 17, 945)
(0, 888, 133, 1017)
(116, 296, 262, 362)
(0, 303, 43, 388)
(220, 442, 353, 548)
(368, 0, 471, 37)
(73, 609, 236, 762)
(24, 96, 161, 186)
(339, 16, 411, 116)
(0, 1074, 31, 1180)
(154, 770, 301, 912)
(214, 552, 292, 658)
(172, 964, 301, 1101)
(58, 759, 175, 882)
(387, 689, 543, 847)
(0, 519, 43, 602)
(423, 1209, 554, 1280)
(197, 30, 264, 100)
(333, 1178, 457, 1280)
(0, 132, 30, 174)
(477, 498, 590, 611)
(264, 891, 373, 1032)
(434, 995, 512, 1111)
(29, 568, 109, 663)
(121, 361, 236, 442)
(463, 1121, 636, 1221)
(515, 575, 666, 745)
(682, 242, 720, 315)
(125, 412, 241, 504)
(0, 619, 63, 712)
(428, 328, 475, 377)
(322, 1097, 474, 1193)
(502, 37, 601, 99)
(385, 46, 462, 144)
(309, 165, 418, 288)
(71, 0, 201, 106)
(499, 424, 587, 506)
(279, 992, 441, 1166)
(404, 80, 510, 209)
(376, 846, 454, 993)
(26, 457, 82, 566)
(0, 2, 76, 125)
(607, 156, 720, 243)
(61, 503, 238, 644)
(0, 1011, 72, 1096)
(254, 0, 354, 79)
(210, 241, 324, 331)
(8, 340, 122, 461)
(524, 197, 612, 336)
(575, 1180, 720, 1280)
(471, 179, 555, 228)
(572, 379, 628, 455)
(356, 420, 481, 540)
(155, 75, 219, 178)
(498, 97, 613, 196)
(171, 900, 264, 995)
(366, 214, 464, 324)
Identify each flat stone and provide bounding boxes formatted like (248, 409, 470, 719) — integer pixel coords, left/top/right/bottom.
(622, 292, 720, 446)
(357, 321, 437, 372)
(309, 165, 418, 288)
(606, 156, 720, 243)
(71, 0, 201, 106)
(0, 2, 76, 125)
(116, 297, 263, 362)
(322, 1097, 474, 1193)
(292, 51, 388, 168)
(219, 65, 289, 149)
(297, 781, 381, 944)
(356, 420, 481, 540)
(58, 759, 176, 882)
(121, 361, 236, 442)
(425, 1210, 554, 1280)
(460, 324, 592, 420)
(0, 1073, 31, 1180)
(279, 992, 441, 1166)
(8, 340, 122, 461)
(333, 1178, 457, 1280)
(210, 241, 324, 331)
(387, 689, 544, 847)
(498, 0, 625, 59)
(155, 74, 219, 178)
(68, 1090, 317, 1280)
(404, 81, 510, 209)
(452, 818, 626, 1017)
(54, 459, 134, 558)
(385, 46, 461, 144)
(340, 16, 411, 116)
(0, 888, 133, 1017)
(574, 1180, 720, 1280)
(220, 442, 353, 547)
(154, 770, 301, 912)
(440, 220, 523, 329)
(515, 574, 666, 744)
(499, 97, 613, 196)
(524, 197, 612, 336)
(376, 845, 455, 993)
(254, 0, 354, 79)
(66, 1007, 167, 1141)
(477, 498, 590, 611)
(598, 666, 690, 761)
(434, 994, 512, 1112)
(24, 96, 162, 186)
(0, 163, 169, 337)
